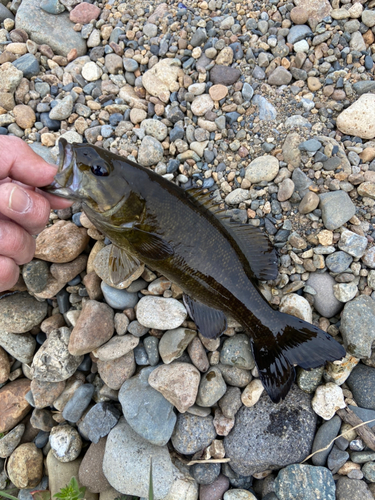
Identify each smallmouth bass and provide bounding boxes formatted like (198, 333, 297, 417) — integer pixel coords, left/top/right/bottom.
(44, 139, 345, 403)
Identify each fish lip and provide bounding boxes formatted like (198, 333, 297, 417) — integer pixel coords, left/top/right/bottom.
(44, 138, 81, 199)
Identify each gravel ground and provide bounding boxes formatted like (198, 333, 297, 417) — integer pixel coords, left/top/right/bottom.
(1, 0, 375, 499)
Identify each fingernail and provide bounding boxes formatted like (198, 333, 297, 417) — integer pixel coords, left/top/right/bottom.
(9, 186, 31, 213)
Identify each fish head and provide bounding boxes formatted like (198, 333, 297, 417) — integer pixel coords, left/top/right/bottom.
(45, 138, 131, 213)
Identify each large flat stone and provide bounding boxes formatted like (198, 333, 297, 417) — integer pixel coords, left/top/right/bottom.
(15, 0, 86, 57)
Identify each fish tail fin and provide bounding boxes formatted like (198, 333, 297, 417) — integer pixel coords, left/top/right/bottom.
(250, 312, 346, 403)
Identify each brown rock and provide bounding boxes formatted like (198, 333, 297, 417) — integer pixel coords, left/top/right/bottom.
(0, 378, 31, 433)
(33, 273, 65, 300)
(0, 52, 17, 64)
(0, 346, 10, 384)
(294, 0, 332, 30)
(30, 379, 66, 409)
(69, 299, 114, 355)
(360, 147, 375, 163)
(7, 443, 43, 489)
(50, 254, 87, 283)
(30, 408, 56, 431)
(13, 104, 36, 130)
(82, 272, 103, 300)
(52, 373, 85, 411)
(0, 92, 15, 111)
(332, 90, 346, 101)
(35, 220, 89, 264)
(307, 76, 322, 91)
(70, 3, 100, 23)
(336, 93, 375, 140)
(78, 438, 111, 492)
(97, 350, 136, 390)
(148, 362, 201, 413)
(40, 313, 66, 335)
(209, 84, 228, 101)
(104, 53, 123, 74)
(290, 6, 309, 24)
(187, 337, 209, 373)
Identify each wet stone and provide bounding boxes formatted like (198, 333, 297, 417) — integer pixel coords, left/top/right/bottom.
(274, 464, 335, 500)
(220, 334, 255, 370)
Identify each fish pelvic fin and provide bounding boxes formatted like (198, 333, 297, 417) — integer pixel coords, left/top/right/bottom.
(250, 312, 346, 404)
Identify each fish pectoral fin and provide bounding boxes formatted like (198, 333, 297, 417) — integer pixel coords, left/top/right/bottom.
(109, 244, 141, 285)
(183, 294, 227, 339)
(128, 226, 174, 261)
(225, 223, 278, 281)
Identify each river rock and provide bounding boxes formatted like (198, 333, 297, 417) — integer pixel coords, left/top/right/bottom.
(35, 221, 89, 263)
(0, 378, 31, 433)
(102, 418, 174, 498)
(311, 383, 346, 420)
(306, 273, 343, 318)
(15, 0, 87, 56)
(196, 367, 227, 407)
(245, 155, 279, 183)
(171, 413, 216, 455)
(78, 438, 111, 493)
(224, 385, 317, 475)
(7, 443, 43, 489)
(78, 402, 121, 444)
(97, 350, 136, 390)
(136, 296, 187, 330)
(159, 328, 196, 364)
(311, 415, 341, 466)
(340, 295, 375, 358)
(49, 424, 82, 462)
(119, 366, 177, 446)
(0, 423, 25, 458)
(346, 364, 375, 410)
(68, 300, 114, 356)
(319, 192, 356, 230)
(32, 327, 83, 382)
(274, 464, 335, 500)
(0, 331, 36, 364)
(336, 94, 375, 140)
(0, 292, 47, 333)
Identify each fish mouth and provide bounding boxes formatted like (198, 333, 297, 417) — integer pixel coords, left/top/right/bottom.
(44, 138, 83, 200)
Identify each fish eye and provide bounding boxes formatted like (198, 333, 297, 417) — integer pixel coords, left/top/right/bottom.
(91, 165, 109, 176)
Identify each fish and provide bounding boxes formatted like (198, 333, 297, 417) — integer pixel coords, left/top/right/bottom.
(44, 138, 346, 403)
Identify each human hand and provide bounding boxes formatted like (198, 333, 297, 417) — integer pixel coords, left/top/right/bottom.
(0, 136, 73, 293)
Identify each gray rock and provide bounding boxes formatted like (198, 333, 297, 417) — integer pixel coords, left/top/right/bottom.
(141, 118, 168, 141)
(15, 0, 87, 56)
(287, 25, 313, 44)
(297, 366, 324, 394)
(292, 168, 313, 196)
(285, 115, 311, 129)
(351, 451, 375, 464)
(196, 367, 227, 407)
(311, 415, 341, 466)
(349, 405, 375, 428)
(241, 82, 254, 102)
(40, 0, 65, 14)
(252, 95, 277, 121)
(143, 336, 159, 366)
(338, 230, 368, 258)
(340, 295, 375, 358)
(49, 95, 74, 121)
(159, 328, 196, 364)
(101, 282, 138, 309)
(219, 387, 242, 419)
(191, 28, 207, 47)
(62, 384, 95, 423)
(102, 418, 173, 498)
(224, 385, 317, 475)
(319, 192, 356, 230)
(362, 462, 375, 482)
(325, 252, 353, 273)
(22, 259, 50, 294)
(306, 273, 343, 318)
(0, 330, 36, 365)
(171, 413, 216, 455)
(190, 463, 221, 485)
(138, 136, 164, 167)
(220, 334, 255, 370)
(327, 445, 349, 474)
(0, 4, 14, 21)
(298, 139, 321, 152)
(78, 402, 121, 444)
(353, 81, 375, 96)
(119, 366, 177, 446)
(12, 54, 40, 79)
(0, 291, 47, 333)
(0, 424, 25, 458)
(336, 477, 373, 500)
(32, 327, 83, 382)
(209, 65, 241, 86)
(274, 464, 335, 500)
(347, 364, 375, 410)
(268, 67, 292, 86)
(217, 363, 252, 388)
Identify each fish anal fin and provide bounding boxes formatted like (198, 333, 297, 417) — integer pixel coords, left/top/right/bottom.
(183, 294, 227, 339)
(225, 223, 278, 281)
(109, 244, 141, 285)
(185, 187, 224, 215)
(249, 312, 346, 403)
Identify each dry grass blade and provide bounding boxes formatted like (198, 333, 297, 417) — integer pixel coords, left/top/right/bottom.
(301, 417, 375, 464)
(187, 458, 231, 465)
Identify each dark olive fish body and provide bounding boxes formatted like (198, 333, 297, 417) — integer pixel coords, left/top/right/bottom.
(45, 139, 346, 403)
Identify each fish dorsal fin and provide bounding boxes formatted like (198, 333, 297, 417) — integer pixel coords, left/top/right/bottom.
(185, 187, 224, 215)
(224, 223, 278, 281)
(183, 293, 227, 339)
(109, 244, 141, 285)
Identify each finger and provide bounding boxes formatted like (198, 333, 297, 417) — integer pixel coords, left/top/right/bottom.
(0, 256, 20, 293)
(36, 188, 74, 209)
(0, 183, 51, 235)
(0, 220, 36, 265)
(0, 136, 60, 187)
